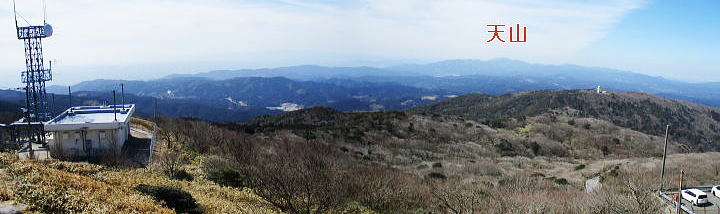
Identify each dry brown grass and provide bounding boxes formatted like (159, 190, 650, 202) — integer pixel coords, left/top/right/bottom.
(4, 157, 172, 213)
(633, 152, 720, 189)
(431, 167, 665, 214)
(98, 169, 278, 213)
(421, 150, 699, 214)
(131, 117, 155, 131)
(0, 153, 279, 213)
(140, 114, 707, 213)
(0, 171, 12, 201)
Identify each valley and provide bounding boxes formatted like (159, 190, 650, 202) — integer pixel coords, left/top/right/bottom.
(23, 59, 720, 124)
(2, 60, 720, 213)
(0, 0, 715, 212)
(2, 88, 710, 213)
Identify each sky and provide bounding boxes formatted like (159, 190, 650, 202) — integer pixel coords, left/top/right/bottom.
(0, 0, 717, 87)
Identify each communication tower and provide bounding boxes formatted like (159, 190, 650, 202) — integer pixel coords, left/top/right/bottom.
(10, 0, 55, 153)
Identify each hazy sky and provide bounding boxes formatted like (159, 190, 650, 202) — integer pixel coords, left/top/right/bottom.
(0, 0, 717, 87)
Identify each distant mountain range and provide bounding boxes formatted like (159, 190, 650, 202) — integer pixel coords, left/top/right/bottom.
(43, 76, 450, 121)
(154, 59, 720, 106)
(0, 89, 269, 122)
(6, 57, 720, 153)
(162, 65, 419, 80)
(27, 58, 720, 122)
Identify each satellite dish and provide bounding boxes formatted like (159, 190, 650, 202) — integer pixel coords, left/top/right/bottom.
(43, 24, 53, 37)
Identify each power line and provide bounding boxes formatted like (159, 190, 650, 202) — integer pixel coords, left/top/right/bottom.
(12, 0, 18, 28)
(17, 13, 32, 26)
(12, 0, 44, 26)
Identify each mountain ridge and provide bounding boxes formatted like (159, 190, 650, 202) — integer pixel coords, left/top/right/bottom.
(412, 89, 720, 151)
(51, 59, 720, 107)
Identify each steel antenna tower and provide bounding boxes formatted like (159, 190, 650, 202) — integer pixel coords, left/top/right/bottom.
(11, 0, 55, 150)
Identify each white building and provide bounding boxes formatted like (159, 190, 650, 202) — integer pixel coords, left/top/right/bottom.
(44, 104, 135, 157)
(596, 85, 609, 94)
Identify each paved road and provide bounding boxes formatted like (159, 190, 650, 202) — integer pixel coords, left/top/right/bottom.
(123, 122, 155, 166)
(664, 188, 720, 214)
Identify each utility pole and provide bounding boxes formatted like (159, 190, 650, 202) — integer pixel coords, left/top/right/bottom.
(660, 124, 670, 192)
(113, 90, 117, 121)
(68, 86, 72, 108)
(677, 170, 683, 214)
(148, 97, 158, 165)
(121, 83, 125, 111)
(51, 93, 55, 116)
(154, 98, 158, 121)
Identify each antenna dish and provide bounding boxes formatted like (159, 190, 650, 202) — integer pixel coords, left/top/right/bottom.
(43, 24, 53, 37)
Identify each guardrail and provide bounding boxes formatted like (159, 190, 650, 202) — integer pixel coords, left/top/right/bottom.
(658, 190, 695, 214)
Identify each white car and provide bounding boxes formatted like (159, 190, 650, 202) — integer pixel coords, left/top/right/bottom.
(682, 189, 709, 206)
(711, 186, 720, 198)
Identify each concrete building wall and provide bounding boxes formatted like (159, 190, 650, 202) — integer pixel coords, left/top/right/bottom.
(50, 122, 129, 157)
(45, 104, 136, 158)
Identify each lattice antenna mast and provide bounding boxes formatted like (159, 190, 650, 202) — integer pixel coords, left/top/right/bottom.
(12, 0, 55, 148)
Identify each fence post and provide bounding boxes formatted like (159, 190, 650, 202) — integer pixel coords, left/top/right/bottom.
(678, 170, 683, 214)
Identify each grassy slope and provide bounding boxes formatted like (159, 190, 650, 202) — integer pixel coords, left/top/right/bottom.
(412, 89, 720, 151)
(0, 153, 279, 213)
(240, 106, 681, 189)
(2, 88, 713, 213)
(231, 108, 682, 213)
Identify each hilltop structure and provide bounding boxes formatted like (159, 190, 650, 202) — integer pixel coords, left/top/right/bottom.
(6, 0, 57, 157)
(44, 105, 135, 157)
(596, 85, 609, 94)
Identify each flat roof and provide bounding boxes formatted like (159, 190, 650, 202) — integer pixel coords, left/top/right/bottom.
(9, 117, 44, 126)
(45, 104, 135, 131)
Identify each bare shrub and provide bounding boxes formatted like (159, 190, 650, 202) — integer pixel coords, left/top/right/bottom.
(431, 180, 489, 214)
(151, 142, 188, 178)
(583, 165, 663, 213)
(498, 173, 561, 193)
(461, 160, 503, 177)
(48, 142, 72, 160)
(530, 136, 568, 157)
(219, 130, 432, 213)
(350, 165, 432, 212)
(237, 133, 351, 213)
(97, 149, 137, 168)
(150, 115, 674, 213)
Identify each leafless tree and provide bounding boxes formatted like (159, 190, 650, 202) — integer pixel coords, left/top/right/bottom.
(238, 133, 351, 214)
(431, 180, 488, 214)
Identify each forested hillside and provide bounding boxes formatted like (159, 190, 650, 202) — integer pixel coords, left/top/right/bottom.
(0, 100, 20, 124)
(137, 102, 683, 213)
(413, 90, 720, 151)
(2, 89, 718, 213)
